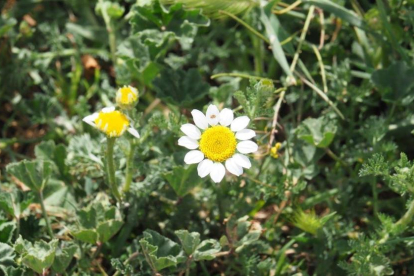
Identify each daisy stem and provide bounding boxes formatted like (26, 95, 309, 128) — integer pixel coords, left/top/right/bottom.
(106, 137, 122, 202)
(123, 140, 136, 194)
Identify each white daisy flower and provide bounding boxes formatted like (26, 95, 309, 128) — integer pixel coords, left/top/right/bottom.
(178, 104, 258, 183)
(83, 106, 140, 138)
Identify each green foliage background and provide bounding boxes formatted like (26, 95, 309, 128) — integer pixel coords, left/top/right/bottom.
(1, 0, 414, 275)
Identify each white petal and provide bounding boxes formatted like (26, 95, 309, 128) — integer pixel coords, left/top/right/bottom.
(180, 124, 201, 140)
(210, 163, 226, 183)
(237, 141, 258, 154)
(83, 113, 99, 127)
(191, 109, 208, 130)
(102, 106, 116, 113)
(178, 136, 199, 149)
(236, 129, 256, 140)
(231, 116, 250, 132)
(127, 127, 140, 138)
(225, 158, 243, 176)
(184, 150, 204, 164)
(206, 105, 220, 126)
(232, 153, 251, 169)
(219, 108, 234, 126)
(197, 159, 214, 178)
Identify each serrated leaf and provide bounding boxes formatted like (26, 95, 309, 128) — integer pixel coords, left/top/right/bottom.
(6, 160, 54, 192)
(174, 230, 200, 256)
(297, 116, 337, 148)
(153, 68, 210, 107)
(51, 242, 77, 273)
(163, 165, 202, 197)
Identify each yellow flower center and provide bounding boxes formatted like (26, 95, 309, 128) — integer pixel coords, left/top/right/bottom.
(199, 126, 237, 162)
(117, 87, 138, 105)
(94, 110, 129, 137)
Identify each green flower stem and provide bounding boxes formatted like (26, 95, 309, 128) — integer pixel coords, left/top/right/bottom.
(106, 137, 122, 202)
(122, 140, 136, 194)
(39, 190, 54, 239)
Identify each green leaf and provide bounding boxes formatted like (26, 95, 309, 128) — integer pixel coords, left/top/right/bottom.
(6, 160, 54, 192)
(96, 220, 124, 243)
(296, 116, 337, 148)
(51, 242, 77, 273)
(71, 229, 99, 244)
(193, 239, 221, 261)
(0, 243, 15, 267)
(371, 62, 414, 104)
(35, 141, 68, 178)
(174, 230, 200, 256)
(14, 237, 58, 274)
(0, 221, 16, 243)
(163, 165, 202, 197)
(260, 2, 293, 78)
(71, 203, 123, 244)
(130, 1, 209, 49)
(153, 68, 210, 107)
(139, 230, 184, 271)
(359, 154, 388, 177)
(0, 194, 15, 218)
(303, 0, 365, 28)
(226, 216, 261, 253)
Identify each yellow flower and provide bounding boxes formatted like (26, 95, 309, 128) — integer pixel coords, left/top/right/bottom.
(83, 107, 140, 138)
(270, 142, 282, 159)
(116, 85, 139, 108)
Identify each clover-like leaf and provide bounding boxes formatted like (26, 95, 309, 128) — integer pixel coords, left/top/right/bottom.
(139, 230, 184, 271)
(163, 165, 202, 197)
(14, 236, 58, 274)
(6, 160, 54, 192)
(296, 116, 337, 148)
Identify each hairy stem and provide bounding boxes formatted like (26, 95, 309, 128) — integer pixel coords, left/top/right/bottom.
(107, 137, 122, 202)
(123, 140, 136, 194)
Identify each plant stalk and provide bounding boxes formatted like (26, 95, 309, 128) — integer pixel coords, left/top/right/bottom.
(106, 137, 122, 202)
(123, 141, 136, 194)
(39, 191, 54, 239)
